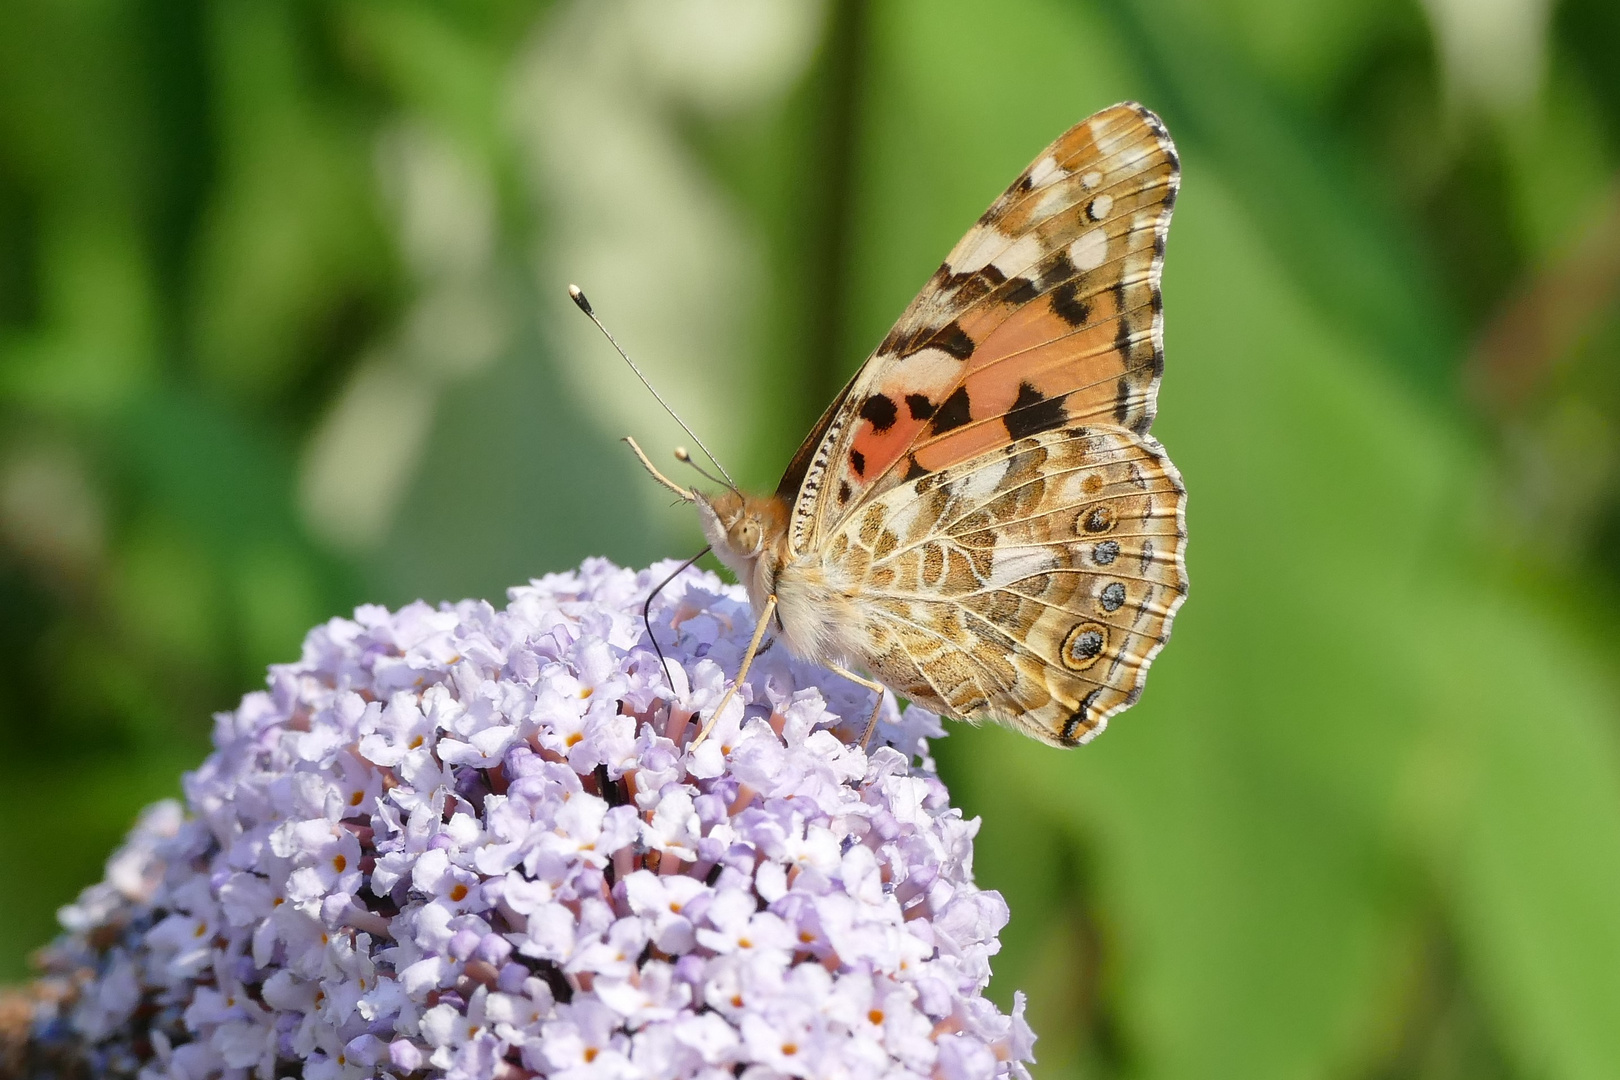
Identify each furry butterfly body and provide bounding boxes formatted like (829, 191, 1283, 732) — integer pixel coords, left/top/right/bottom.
(694, 102, 1187, 747)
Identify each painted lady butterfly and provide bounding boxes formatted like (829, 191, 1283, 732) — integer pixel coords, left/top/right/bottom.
(602, 102, 1186, 748)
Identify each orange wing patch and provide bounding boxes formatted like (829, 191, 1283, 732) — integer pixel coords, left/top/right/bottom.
(783, 103, 1178, 554)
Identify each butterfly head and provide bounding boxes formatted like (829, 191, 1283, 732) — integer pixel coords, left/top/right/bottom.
(694, 489, 790, 603)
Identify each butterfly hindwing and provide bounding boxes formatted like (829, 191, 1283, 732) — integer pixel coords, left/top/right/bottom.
(784, 102, 1180, 554)
(825, 427, 1186, 745)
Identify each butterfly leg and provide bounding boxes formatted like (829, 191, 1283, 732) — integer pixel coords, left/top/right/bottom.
(691, 594, 777, 749)
(827, 663, 888, 750)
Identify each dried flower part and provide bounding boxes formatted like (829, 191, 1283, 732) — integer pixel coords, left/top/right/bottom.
(22, 559, 1034, 1079)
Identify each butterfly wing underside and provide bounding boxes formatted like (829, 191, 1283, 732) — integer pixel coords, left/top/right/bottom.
(825, 428, 1184, 745)
(781, 102, 1186, 743)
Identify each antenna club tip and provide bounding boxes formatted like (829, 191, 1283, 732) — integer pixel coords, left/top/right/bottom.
(673, 447, 691, 462)
(567, 284, 593, 314)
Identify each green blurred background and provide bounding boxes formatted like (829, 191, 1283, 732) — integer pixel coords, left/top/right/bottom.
(5, 0, 1620, 1075)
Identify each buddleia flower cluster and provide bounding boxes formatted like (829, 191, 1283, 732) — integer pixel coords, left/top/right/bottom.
(20, 559, 1035, 1079)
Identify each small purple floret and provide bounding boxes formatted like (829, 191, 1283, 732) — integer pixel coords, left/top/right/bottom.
(30, 559, 1035, 1079)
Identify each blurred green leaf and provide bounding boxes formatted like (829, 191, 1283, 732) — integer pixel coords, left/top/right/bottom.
(190, 0, 395, 404)
(1418, 596, 1620, 1080)
(1108, 0, 1463, 401)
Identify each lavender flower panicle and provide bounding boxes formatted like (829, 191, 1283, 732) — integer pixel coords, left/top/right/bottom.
(24, 559, 1035, 1079)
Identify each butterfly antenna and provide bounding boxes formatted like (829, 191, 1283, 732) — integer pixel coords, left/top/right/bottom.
(568, 284, 738, 490)
(673, 447, 733, 491)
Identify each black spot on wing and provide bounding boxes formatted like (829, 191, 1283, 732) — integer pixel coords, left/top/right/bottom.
(905, 394, 935, 420)
(1148, 296, 1166, 379)
(1113, 377, 1132, 424)
(1002, 277, 1040, 307)
(859, 394, 898, 432)
(1049, 280, 1090, 327)
(1069, 628, 1105, 661)
(928, 386, 972, 435)
(1060, 689, 1104, 746)
(1082, 506, 1116, 533)
(1004, 382, 1067, 440)
(879, 317, 977, 362)
(1113, 281, 1133, 360)
(1035, 252, 1077, 290)
(998, 253, 1079, 311)
(838, 480, 852, 503)
(1060, 715, 1080, 746)
(954, 276, 997, 307)
(902, 455, 930, 482)
(850, 449, 865, 476)
(932, 320, 976, 360)
(934, 263, 1006, 306)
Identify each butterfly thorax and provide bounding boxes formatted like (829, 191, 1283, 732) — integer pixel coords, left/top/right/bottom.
(695, 489, 864, 668)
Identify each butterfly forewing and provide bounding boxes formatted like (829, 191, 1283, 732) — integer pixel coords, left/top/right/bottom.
(785, 102, 1180, 553)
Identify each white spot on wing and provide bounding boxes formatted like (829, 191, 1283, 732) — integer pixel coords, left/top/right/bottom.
(1090, 117, 1126, 153)
(1087, 194, 1114, 221)
(1069, 229, 1108, 272)
(1080, 171, 1103, 190)
(990, 232, 1045, 278)
(1028, 155, 1066, 188)
(987, 544, 1056, 589)
(1113, 141, 1153, 171)
(882, 495, 924, 545)
(1057, 470, 1099, 503)
(1033, 184, 1071, 218)
(880, 348, 962, 397)
(946, 224, 1012, 275)
(955, 458, 1009, 505)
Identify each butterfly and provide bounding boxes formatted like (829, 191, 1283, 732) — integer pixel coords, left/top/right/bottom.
(608, 102, 1186, 748)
